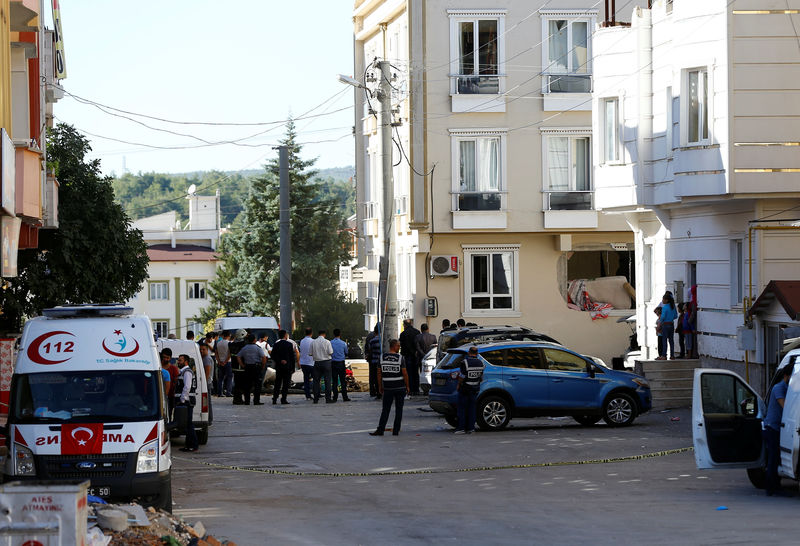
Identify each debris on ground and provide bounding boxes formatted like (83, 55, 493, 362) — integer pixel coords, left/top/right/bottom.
(88, 502, 237, 546)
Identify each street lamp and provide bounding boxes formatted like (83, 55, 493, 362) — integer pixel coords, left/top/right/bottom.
(338, 62, 398, 349)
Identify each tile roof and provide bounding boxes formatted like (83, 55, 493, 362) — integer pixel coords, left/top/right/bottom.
(748, 280, 800, 321)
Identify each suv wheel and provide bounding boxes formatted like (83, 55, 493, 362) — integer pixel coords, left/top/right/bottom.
(477, 396, 511, 431)
(602, 392, 637, 426)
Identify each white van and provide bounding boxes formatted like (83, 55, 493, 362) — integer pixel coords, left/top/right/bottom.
(692, 348, 800, 488)
(214, 316, 278, 344)
(156, 338, 212, 445)
(1, 305, 172, 510)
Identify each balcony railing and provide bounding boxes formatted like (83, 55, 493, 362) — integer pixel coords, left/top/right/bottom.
(455, 191, 503, 211)
(546, 190, 593, 211)
(453, 75, 501, 95)
(545, 74, 592, 93)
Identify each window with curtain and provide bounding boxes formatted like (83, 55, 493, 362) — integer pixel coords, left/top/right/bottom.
(543, 18, 591, 93)
(545, 135, 592, 210)
(456, 18, 499, 94)
(469, 252, 514, 310)
(603, 98, 619, 163)
(687, 68, 708, 143)
(457, 137, 501, 211)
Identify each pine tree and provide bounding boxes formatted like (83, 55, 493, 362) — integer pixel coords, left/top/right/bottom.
(205, 120, 352, 322)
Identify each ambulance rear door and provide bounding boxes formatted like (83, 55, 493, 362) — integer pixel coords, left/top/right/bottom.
(692, 369, 765, 469)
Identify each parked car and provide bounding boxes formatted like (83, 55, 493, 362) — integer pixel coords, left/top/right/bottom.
(429, 341, 652, 430)
(436, 325, 561, 361)
(692, 348, 800, 489)
(420, 347, 437, 394)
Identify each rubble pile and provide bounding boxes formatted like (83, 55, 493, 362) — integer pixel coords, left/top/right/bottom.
(87, 503, 236, 546)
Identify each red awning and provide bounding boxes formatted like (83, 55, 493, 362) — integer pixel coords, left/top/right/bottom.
(748, 280, 800, 321)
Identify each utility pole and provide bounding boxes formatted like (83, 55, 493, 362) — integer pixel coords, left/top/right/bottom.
(277, 145, 292, 332)
(376, 59, 397, 349)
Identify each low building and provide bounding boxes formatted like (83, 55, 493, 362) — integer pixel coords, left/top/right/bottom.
(126, 192, 221, 339)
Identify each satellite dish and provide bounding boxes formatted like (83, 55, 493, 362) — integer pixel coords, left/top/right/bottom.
(187, 184, 197, 195)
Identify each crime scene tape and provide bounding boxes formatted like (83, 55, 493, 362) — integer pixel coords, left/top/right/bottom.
(176, 446, 694, 477)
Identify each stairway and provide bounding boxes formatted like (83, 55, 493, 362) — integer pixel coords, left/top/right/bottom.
(637, 359, 700, 410)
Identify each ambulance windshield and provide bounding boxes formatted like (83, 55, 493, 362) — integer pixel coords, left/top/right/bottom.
(10, 371, 161, 424)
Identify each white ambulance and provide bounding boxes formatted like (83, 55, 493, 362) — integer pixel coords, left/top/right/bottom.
(1, 305, 172, 510)
(693, 348, 800, 489)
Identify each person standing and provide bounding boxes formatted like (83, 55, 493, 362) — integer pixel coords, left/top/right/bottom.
(237, 334, 268, 405)
(330, 329, 350, 402)
(683, 299, 696, 359)
(229, 329, 249, 404)
(764, 365, 792, 496)
(215, 332, 233, 397)
(160, 348, 178, 421)
(186, 330, 195, 341)
(199, 343, 214, 393)
(175, 354, 198, 452)
(299, 328, 315, 400)
(365, 324, 382, 399)
(676, 303, 686, 359)
(311, 330, 334, 404)
(370, 339, 409, 436)
(415, 323, 437, 364)
(657, 293, 678, 360)
(455, 346, 484, 434)
(271, 329, 295, 405)
(399, 319, 421, 396)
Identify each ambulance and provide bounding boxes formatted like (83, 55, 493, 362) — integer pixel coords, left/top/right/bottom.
(692, 348, 800, 489)
(1, 305, 172, 510)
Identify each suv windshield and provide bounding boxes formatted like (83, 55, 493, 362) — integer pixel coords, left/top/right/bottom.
(10, 371, 161, 424)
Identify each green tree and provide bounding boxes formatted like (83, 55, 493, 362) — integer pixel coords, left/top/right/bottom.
(205, 120, 352, 322)
(0, 124, 149, 332)
(292, 290, 365, 346)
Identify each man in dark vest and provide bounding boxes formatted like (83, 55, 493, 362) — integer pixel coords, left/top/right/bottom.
(271, 329, 295, 405)
(455, 346, 484, 434)
(229, 329, 248, 405)
(369, 339, 409, 436)
(365, 324, 382, 399)
(175, 353, 199, 451)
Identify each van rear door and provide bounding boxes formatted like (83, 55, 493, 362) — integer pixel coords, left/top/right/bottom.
(778, 355, 800, 478)
(692, 369, 765, 469)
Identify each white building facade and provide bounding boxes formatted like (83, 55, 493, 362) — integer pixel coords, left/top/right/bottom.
(127, 193, 221, 339)
(592, 0, 800, 392)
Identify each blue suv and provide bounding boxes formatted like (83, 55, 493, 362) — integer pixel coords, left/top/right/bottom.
(428, 341, 652, 430)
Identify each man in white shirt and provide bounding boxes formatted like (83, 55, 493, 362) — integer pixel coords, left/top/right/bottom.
(311, 330, 334, 404)
(298, 328, 315, 400)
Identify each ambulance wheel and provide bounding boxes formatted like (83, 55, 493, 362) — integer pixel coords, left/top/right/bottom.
(477, 396, 511, 431)
(444, 415, 459, 428)
(602, 392, 637, 426)
(197, 426, 209, 445)
(747, 466, 766, 489)
(573, 415, 601, 426)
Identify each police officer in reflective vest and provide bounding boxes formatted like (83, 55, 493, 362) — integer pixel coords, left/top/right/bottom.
(455, 346, 484, 434)
(370, 339, 409, 436)
(175, 353, 199, 452)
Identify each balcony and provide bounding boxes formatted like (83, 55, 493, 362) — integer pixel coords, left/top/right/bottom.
(10, 0, 39, 32)
(15, 144, 42, 220)
(451, 75, 506, 113)
(543, 191, 597, 229)
(542, 74, 592, 112)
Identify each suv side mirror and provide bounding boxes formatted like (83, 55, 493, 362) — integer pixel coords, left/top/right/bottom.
(586, 363, 596, 378)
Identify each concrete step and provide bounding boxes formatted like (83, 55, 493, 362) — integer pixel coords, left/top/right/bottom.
(651, 386, 692, 398)
(652, 397, 692, 410)
(641, 359, 700, 372)
(643, 368, 696, 381)
(648, 378, 693, 390)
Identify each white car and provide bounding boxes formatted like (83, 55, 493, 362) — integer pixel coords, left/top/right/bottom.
(692, 348, 800, 489)
(419, 348, 438, 395)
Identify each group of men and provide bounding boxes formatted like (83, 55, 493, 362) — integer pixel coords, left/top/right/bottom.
(297, 328, 351, 403)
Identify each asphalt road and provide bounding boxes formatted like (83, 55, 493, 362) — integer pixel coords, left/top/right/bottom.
(171, 393, 800, 545)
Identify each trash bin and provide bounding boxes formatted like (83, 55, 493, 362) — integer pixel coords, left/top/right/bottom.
(0, 480, 89, 546)
(612, 357, 624, 370)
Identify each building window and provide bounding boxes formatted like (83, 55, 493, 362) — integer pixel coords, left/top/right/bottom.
(543, 132, 592, 210)
(149, 282, 169, 301)
(601, 98, 620, 163)
(449, 11, 505, 95)
(451, 130, 506, 211)
(730, 239, 744, 306)
(186, 321, 203, 337)
(153, 320, 169, 338)
(541, 13, 593, 93)
(187, 281, 206, 300)
(665, 86, 673, 158)
(464, 245, 519, 313)
(685, 68, 709, 144)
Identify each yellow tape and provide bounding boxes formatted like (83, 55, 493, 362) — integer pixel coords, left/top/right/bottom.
(175, 446, 693, 477)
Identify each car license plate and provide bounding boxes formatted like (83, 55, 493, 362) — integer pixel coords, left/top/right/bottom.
(434, 377, 447, 386)
(88, 486, 111, 497)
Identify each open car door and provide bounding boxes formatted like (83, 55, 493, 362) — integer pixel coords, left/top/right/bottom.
(778, 352, 800, 479)
(693, 369, 765, 469)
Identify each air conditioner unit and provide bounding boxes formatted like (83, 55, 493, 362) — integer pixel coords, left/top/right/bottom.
(430, 255, 458, 277)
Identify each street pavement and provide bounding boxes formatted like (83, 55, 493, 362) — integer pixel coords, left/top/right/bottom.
(171, 393, 800, 545)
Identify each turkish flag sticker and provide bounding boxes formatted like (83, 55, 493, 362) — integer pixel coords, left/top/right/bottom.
(61, 423, 104, 455)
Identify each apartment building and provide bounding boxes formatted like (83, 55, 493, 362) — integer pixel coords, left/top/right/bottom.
(353, 0, 636, 363)
(0, 0, 64, 277)
(126, 192, 221, 339)
(592, 0, 800, 392)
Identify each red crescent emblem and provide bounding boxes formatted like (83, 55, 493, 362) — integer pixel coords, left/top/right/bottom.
(102, 338, 140, 357)
(27, 331, 75, 365)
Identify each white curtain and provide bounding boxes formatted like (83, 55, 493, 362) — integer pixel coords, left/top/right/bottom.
(573, 137, 590, 191)
(548, 20, 568, 71)
(477, 138, 499, 191)
(571, 21, 588, 73)
(492, 253, 512, 295)
(459, 140, 476, 191)
(547, 137, 569, 190)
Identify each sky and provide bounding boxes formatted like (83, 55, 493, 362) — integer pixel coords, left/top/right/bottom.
(50, 1, 356, 176)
